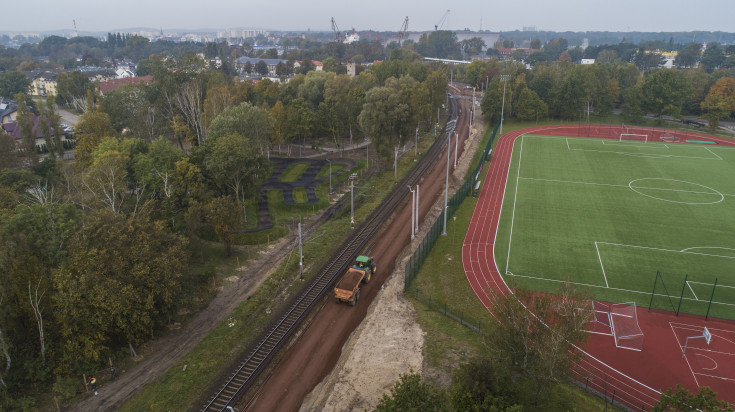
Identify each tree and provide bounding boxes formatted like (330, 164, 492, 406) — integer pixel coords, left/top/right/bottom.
(254, 60, 268, 76)
(416, 31, 461, 59)
(0, 71, 31, 97)
(641, 69, 689, 119)
(701, 43, 725, 73)
(675, 43, 701, 68)
(701, 77, 735, 130)
(43, 96, 63, 158)
(485, 283, 591, 404)
(73, 110, 115, 167)
(14, 93, 37, 163)
(514, 88, 548, 121)
(651, 385, 733, 411)
(374, 373, 449, 412)
(207, 102, 274, 149)
(55, 71, 91, 106)
(358, 85, 410, 163)
(202, 132, 268, 206)
(205, 196, 240, 256)
(461, 37, 486, 56)
(529, 39, 541, 49)
(450, 357, 522, 412)
(53, 211, 187, 373)
(169, 77, 206, 145)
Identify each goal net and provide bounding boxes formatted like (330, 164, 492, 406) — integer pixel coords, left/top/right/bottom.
(619, 133, 648, 143)
(610, 302, 644, 351)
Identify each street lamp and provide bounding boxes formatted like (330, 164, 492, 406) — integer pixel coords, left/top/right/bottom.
(499, 74, 511, 137)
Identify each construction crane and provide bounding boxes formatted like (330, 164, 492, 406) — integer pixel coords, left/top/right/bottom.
(331, 17, 343, 43)
(396, 16, 409, 46)
(72, 19, 78, 37)
(435, 10, 450, 31)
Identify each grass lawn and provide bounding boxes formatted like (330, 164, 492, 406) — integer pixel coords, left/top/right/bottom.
(494, 134, 735, 319)
(279, 162, 310, 182)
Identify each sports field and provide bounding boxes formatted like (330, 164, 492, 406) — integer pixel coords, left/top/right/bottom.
(494, 134, 735, 320)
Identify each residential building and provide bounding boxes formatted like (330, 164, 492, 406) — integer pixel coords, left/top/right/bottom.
(97, 75, 153, 96)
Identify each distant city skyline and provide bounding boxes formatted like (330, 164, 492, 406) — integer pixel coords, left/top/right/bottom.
(3, 0, 734, 34)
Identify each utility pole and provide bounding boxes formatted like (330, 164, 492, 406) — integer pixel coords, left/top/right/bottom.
(442, 132, 450, 236)
(408, 186, 415, 240)
(350, 173, 356, 226)
(499, 74, 511, 137)
(298, 222, 303, 280)
(414, 127, 418, 160)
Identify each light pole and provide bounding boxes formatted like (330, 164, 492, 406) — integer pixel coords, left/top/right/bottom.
(499, 74, 511, 137)
(454, 131, 458, 169)
(407, 185, 415, 240)
(415, 184, 420, 232)
(394, 146, 398, 183)
(442, 131, 450, 236)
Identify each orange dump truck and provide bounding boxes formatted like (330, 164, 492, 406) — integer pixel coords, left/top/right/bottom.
(334, 255, 376, 306)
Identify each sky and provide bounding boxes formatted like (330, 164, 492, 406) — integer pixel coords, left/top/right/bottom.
(3, 0, 734, 34)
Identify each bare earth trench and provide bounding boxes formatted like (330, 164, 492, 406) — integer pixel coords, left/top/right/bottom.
(302, 101, 485, 412)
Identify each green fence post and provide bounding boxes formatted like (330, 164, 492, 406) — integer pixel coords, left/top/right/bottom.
(675, 274, 688, 316)
(648, 271, 660, 312)
(705, 278, 718, 321)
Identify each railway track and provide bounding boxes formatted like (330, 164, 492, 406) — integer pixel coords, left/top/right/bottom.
(200, 93, 460, 412)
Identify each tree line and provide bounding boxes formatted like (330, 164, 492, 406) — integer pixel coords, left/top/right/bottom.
(468, 57, 734, 129)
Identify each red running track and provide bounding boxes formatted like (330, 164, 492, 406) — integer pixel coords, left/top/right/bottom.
(462, 124, 735, 410)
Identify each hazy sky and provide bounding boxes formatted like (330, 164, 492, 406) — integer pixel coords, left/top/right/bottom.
(4, 0, 734, 33)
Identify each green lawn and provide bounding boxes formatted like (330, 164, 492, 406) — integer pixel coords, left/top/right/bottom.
(494, 135, 735, 319)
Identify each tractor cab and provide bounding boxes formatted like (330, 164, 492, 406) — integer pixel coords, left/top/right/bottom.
(353, 255, 376, 274)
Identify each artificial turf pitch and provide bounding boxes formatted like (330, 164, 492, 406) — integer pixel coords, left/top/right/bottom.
(494, 134, 735, 320)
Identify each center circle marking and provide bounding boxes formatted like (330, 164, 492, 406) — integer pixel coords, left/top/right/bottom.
(628, 178, 723, 205)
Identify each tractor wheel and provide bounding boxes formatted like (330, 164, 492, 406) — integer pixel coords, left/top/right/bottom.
(336, 297, 341, 304)
(349, 298, 356, 307)
(363, 272, 371, 284)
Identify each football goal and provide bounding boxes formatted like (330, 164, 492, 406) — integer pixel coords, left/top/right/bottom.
(619, 133, 648, 143)
(610, 302, 644, 351)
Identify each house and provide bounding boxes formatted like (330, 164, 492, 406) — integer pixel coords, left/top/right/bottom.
(0, 99, 18, 124)
(235, 57, 294, 76)
(1, 113, 73, 150)
(115, 68, 135, 78)
(97, 75, 153, 96)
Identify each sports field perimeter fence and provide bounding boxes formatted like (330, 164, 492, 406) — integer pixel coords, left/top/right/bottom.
(404, 120, 499, 290)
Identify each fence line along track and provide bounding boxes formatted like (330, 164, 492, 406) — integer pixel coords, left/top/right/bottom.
(200, 94, 460, 411)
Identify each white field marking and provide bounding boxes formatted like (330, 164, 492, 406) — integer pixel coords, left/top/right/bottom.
(688, 281, 735, 290)
(694, 372, 735, 382)
(566, 137, 570, 150)
(519, 176, 735, 198)
(597, 241, 735, 260)
(601, 140, 668, 149)
(695, 354, 718, 371)
(571, 147, 720, 160)
(670, 322, 700, 387)
(664, 144, 670, 149)
(505, 135, 524, 275)
(594, 241, 610, 288)
(504, 272, 735, 308)
(686, 281, 699, 300)
(681, 246, 735, 253)
(704, 146, 723, 160)
(629, 178, 724, 205)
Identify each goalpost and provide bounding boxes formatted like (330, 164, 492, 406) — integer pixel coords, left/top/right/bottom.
(610, 302, 644, 351)
(619, 133, 648, 143)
